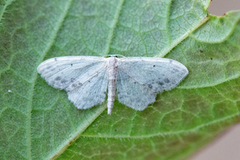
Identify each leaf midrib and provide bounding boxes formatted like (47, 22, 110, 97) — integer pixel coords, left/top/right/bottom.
(157, 17, 209, 58)
(105, 0, 125, 56)
(28, 1, 73, 159)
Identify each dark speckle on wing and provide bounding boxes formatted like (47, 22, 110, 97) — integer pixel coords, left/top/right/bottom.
(47, 66, 52, 69)
(72, 83, 77, 88)
(148, 84, 153, 89)
(173, 68, 179, 72)
(55, 76, 61, 81)
(61, 79, 68, 83)
(164, 78, 170, 83)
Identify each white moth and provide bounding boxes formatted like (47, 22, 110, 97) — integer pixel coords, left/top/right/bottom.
(37, 55, 188, 114)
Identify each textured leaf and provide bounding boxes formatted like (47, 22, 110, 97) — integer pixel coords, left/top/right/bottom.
(0, 0, 240, 160)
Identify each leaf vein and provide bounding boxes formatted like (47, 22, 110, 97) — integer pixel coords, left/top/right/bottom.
(27, 0, 74, 159)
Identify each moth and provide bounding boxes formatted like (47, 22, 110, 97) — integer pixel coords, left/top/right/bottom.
(37, 55, 188, 114)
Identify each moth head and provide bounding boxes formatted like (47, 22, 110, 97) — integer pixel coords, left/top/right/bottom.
(104, 55, 124, 58)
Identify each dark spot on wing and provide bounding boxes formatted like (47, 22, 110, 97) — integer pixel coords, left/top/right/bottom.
(164, 78, 170, 83)
(78, 82, 82, 86)
(173, 68, 179, 72)
(153, 65, 155, 67)
(104, 91, 106, 94)
(50, 68, 56, 72)
(134, 81, 137, 84)
(71, 78, 75, 82)
(54, 58, 57, 61)
(171, 81, 176, 85)
(47, 66, 52, 69)
(148, 84, 153, 89)
(61, 79, 68, 83)
(72, 84, 77, 88)
(55, 76, 61, 81)
(136, 98, 141, 102)
(88, 80, 90, 82)
(169, 60, 172, 63)
(157, 81, 164, 86)
(71, 64, 73, 66)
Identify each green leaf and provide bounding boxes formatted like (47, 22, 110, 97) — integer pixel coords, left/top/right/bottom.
(0, 0, 240, 160)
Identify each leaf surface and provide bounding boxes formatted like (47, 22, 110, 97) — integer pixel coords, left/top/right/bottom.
(0, 0, 240, 160)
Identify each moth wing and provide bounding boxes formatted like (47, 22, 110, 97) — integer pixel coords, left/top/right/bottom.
(116, 68, 157, 111)
(37, 56, 108, 109)
(67, 68, 108, 109)
(116, 57, 188, 110)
